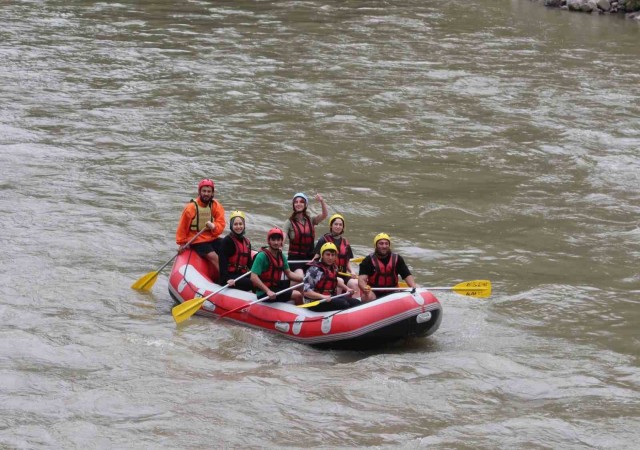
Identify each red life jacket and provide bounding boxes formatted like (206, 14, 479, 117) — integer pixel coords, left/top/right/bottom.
(309, 262, 338, 295)
(322, 234, 350, 272)
(369, 253, 399, 288)
(258, 247, 284, 290)
(288, 215, 315, 258)
(227, 234, 252, 275)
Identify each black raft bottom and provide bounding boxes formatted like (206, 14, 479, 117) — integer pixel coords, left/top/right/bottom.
(311, 308, 443, 351)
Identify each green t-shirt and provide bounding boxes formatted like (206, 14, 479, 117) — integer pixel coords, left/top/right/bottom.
(250, 250, 290, 296)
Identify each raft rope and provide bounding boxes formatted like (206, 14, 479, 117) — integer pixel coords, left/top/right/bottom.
(243, 308, 344, 325)
(179, 249, 205, 299)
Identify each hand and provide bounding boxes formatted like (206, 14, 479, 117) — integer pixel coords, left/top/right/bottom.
(267, 289, 276, 300)
(178, 245, 187, 254)
(363, 285, 371, 292)
(315, 193, 324, 203)
(206, 221, 215, 231)
(227, 279, 235, 287)
(350, 272, 357, 279)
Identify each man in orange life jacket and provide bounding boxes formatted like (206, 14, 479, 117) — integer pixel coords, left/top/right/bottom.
(250, 227, 304, 304)
(303, 242, 359, 311)
(175, 179, 226, 275)
(358, 233, 417, 302)
(219, 210, 253, 292)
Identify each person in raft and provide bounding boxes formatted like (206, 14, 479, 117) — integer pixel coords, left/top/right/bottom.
(176, 178, 226, 275)
(358, 233, 418, 302)
(283, 192, 328, 276)
(312, 213, 359, 298)
(250, 227, 304, 304)
(303, 242, 359, 312)
(218, 210, 253, 292)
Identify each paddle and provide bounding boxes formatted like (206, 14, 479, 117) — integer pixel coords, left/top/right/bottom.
(338, 271, 408, 288)
(171, 271, 253, 324)
(131, 228, 208, 291)
(289, 256, 365, 264)
(369, 280, 492, 298)
(297, 291, 353, 309)
(216, 282, 304, 320)
(338, 271, 356, 278)
(369, 287, 417, 293)
(428, 279, 491, 298)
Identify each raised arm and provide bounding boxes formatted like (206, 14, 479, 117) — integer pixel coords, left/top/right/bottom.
(312, 193, 328, 225)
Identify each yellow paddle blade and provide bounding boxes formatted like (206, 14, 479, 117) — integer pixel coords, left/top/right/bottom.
(399, 281, 408, 288)
(297, 300, 320, 308)
(172, 297, 207, 324)
(350, 256, 364, 264)
(131, 271, 159, 291)
(451, 280, 491, 298)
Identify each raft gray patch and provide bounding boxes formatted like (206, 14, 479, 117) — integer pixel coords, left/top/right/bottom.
(321, 316, 333, 334)
(203, 300, 215, 311)
(292, 315, 305, 335)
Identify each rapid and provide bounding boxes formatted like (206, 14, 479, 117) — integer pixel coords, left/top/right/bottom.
(1, 1, 639, 448)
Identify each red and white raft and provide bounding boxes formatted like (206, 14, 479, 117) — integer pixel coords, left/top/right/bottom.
(168, 250, 442, 349)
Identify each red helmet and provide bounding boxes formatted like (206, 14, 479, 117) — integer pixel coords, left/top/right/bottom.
(198, 179, 215, 192)
(267, 227, 284, 240)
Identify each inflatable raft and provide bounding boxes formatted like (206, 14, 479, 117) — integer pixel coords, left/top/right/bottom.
(168, 250, 442, 349)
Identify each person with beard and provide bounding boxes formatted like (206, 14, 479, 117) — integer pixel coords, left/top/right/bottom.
(358, 233, 417, 302)
(250, 227, 304, 304)
(283, 192, 328, 276)
(303, 242, 359, 312)
(219, 210, 253, 292)
(312, 213, 359, 297)
(176, 179, 226, 276)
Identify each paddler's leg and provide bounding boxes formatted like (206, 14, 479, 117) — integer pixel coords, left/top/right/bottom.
(192, 240, 221, 280)
(205, 250, 219, 274)
(290, 290, 304, 306)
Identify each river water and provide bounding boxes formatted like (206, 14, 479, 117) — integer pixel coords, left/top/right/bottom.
(1, 0, 639, 448)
